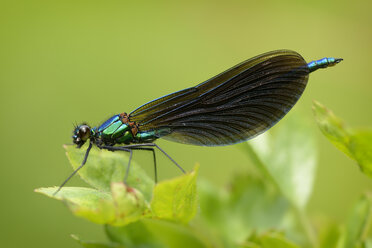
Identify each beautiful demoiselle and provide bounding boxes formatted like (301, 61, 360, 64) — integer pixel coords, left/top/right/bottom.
(56, 50, 342, 194)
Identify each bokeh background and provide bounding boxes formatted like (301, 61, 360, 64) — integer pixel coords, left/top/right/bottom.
(1, 0, 371, 247)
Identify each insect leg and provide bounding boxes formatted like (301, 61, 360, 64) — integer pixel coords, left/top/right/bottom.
(113, 143, 185, 174)
(100, 145, 159, 183)
(126, 147, 158, 183)
(153, 144, 185, 174)
(54, 141, 93, 195)
(99, 145, 132, 183)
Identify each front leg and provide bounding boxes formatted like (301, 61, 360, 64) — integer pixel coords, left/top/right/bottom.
(55, 141, 93, 195)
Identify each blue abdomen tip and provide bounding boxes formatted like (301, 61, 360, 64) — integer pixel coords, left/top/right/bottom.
(308, 57, 343, 73)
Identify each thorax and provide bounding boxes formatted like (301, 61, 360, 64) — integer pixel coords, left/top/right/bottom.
(93, 113, 157, 146)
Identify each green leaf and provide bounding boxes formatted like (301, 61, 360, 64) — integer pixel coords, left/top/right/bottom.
(142, 219, 210, 248)
(198, 175, 289, 246)
(105, 221, 166, 248)
(35, 182, 150, 226)
(242, 231, 301, 248)
(342, 194, 372, 248)
(150, 164, 199, 223)
(105, 219, 210, 248)
(35, 187, 115, 224)
(109, 182, 151, 226)
(317, 219, 343, 248)
(312, 101, 351, 157)
(71, 234, 122, 248)
(37, 148, 200, 227)
(313, 101, 372, 178)
(64, 144, 154, 201)
(238, 114, 318, 247)
(348, 131, 372, 177)
(363, 239, 372, 248)
(242, 114, 317, 210)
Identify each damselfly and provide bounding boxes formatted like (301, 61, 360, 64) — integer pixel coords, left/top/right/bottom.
(56, 50, 342, 194)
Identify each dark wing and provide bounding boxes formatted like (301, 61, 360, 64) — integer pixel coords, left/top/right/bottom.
(130, 50, 309, 146)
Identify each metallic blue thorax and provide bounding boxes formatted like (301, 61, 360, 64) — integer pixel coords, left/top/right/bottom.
(93, 114, 158, 145)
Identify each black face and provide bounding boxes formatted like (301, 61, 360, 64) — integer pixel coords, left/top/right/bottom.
(72, 124, 91, 148)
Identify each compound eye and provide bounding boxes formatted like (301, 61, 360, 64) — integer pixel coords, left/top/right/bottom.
(79, 125, 91, 141)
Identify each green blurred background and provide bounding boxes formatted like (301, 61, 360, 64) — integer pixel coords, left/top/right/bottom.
(1, 0, 371, 247)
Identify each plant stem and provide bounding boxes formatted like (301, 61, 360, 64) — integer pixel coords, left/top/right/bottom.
(294, 207, 318, 248)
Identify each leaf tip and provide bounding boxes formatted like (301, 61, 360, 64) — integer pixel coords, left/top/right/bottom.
(70, 234, 79, 241)
(192, 163, 200, 174)
(312, 99, 320, 105)
(63, 144, 73, 150)
(34, 187, 62, 199)
(312, 100, 324, 112)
